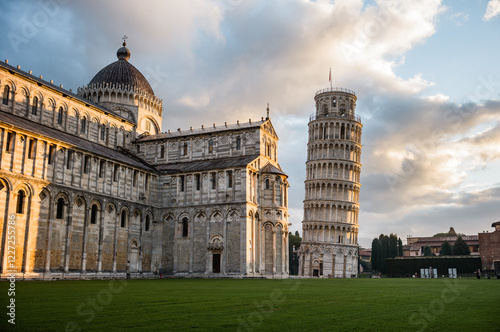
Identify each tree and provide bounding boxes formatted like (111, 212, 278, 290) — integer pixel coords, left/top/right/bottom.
(379, 234, 389, 273)
(433, 227, 458, 237)
(360, 259, 372, 272)
(388, 234, 398, 258)
(423, 246, 433, 256)
(371, 238, 382, 272)
(453, 235, 470, 255)
(440, 241, 453, 256)
(397, 238, 403, 256)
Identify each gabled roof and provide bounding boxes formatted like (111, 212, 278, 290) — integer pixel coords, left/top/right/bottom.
(0, 111, 155, 172)
(260, 162, 287, 176)
(157, 154, 260, 174)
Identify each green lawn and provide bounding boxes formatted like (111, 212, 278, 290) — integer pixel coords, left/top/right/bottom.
(4, 278, 500, 331)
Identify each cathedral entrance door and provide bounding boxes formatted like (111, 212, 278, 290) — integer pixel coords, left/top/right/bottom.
(213, 254, 221, 273)
(129, 248, 139, 272)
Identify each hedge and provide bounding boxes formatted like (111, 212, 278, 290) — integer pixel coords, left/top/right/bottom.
(386, 256, 481, 277)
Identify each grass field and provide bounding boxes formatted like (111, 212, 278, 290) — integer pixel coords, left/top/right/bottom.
(4, 278, 500, 331)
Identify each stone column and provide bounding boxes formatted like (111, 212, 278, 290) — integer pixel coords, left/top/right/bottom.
(343, 255, 347, 278)
(272, 227, 277, 275)
(63, 201, 73, 273)
(189, 217, 194, 274)
(112, 212, 119, 273)
(332, 253, 336, 277)
(22, 195, 32, 273)
(81, 205, 90, 273)
(97, 206, 105, 273)
(259, 224, 264, 274)
(44, 197, 53, 273)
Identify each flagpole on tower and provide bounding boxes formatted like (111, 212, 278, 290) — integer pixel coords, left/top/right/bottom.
(329, 67, 332, 89)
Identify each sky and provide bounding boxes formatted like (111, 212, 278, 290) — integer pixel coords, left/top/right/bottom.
(1, 0, 500, 248)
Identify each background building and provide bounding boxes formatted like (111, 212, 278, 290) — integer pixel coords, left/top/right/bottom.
(404, 235, 479, 257)
(0, 42, 289, 279)
(298, 87, 362, 278)
(478, 221, 500, 271)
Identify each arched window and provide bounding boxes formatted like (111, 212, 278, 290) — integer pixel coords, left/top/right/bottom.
(99, 160, 105, 178)
(265, 179, 270, 189)
(227, 170, 233, 188)
(179, 175, 185, 192)
(90, 204, 98, 224)
(182, 218, 188, 237)
(183, 142, 188, 156)
(2, 86, 9, 105)
(160, 145, 165, 158)
(100, 125, 106, 140)
(236, 136, 241, 150)
(80, 116, 87, 133)
(32, 97, 38, 115)
(114, 165, 119, 182)
(145, 215, 150, 231)
(56, 197, 64, 219)
(57, 107, 63, 125)
(208, 139, 213, 154)
(121, 210, 127, 228)
(332, 98, 337, 108)
(16, 190, 25, 214)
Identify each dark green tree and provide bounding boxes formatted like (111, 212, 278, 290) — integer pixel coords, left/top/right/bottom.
(379, 234, 389, 273)
(433, 227, 458, 237)
(288, 232, 302, 275)
(453, 236, 470, 255)
(423, 245, 433, 256)
(440, 240, 453, 256)
(359, 259, 372, 272)
(397, 238, 403, 256)
(388, 234, 398, 258)
(371, 238, 382, 272)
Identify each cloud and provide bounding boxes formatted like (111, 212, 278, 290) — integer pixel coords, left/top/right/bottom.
(2, 0, 499, 248)
(484, 0, 500, 21)
(448, 12, 469, 26)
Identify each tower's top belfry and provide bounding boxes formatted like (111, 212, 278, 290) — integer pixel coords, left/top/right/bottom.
(312, 87, 360, 122)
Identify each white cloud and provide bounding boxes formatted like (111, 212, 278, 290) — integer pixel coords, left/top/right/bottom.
(449, 12, 469, 25)
(484, 0, 500, 21)
(3, 0, 500, 247)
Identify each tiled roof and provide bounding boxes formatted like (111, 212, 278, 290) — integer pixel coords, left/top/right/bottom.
(260, 162, 287, 176)
(0, 61, 132, 124)
(138, 120, 267, 141)
(88, 59, 155, 97)
(156, 154, 259, 174)
(0, 111, 155, 172)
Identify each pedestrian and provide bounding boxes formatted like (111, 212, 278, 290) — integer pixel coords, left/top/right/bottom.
(475, 269, 481, 279)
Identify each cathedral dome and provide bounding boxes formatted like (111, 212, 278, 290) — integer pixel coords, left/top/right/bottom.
(88, 41, 155, 97)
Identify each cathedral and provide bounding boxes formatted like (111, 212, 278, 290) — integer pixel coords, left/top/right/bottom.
(0, 41, 290, 279)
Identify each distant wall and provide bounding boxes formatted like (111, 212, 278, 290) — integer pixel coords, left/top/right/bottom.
(386, 256, 481, 277)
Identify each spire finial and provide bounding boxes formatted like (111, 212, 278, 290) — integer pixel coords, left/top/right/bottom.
(122, 35, 128, 46)
(266, 103, 270, 120)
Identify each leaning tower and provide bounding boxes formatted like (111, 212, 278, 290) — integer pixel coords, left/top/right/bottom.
(299, 87, 362, 278)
